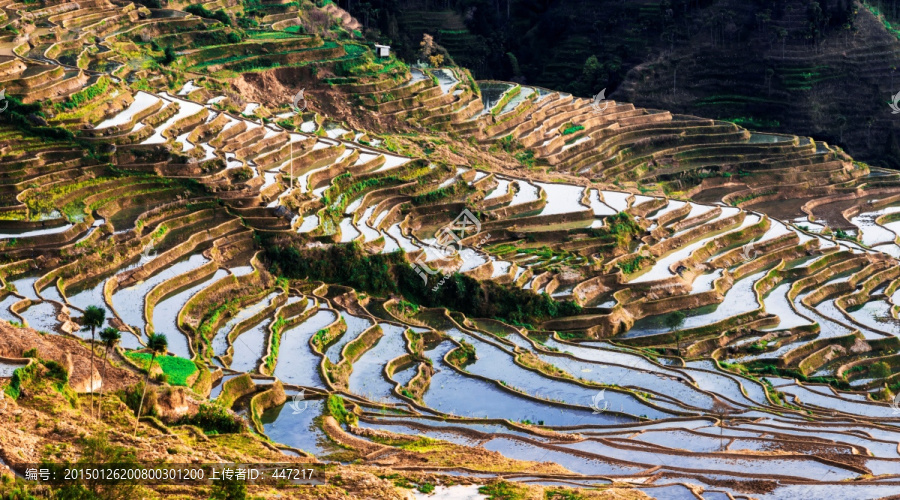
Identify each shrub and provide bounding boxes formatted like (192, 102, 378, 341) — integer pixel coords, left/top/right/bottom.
(326, 394, 356, 425)
(479, 480, 528, 499)
(185, 5, 231, 25)
(117, 382, 157, 417)
(161, 46, 177, 66)
(5, 359, 68, 399)
(210, 475, 247, 500)
(447, 339, 476, 367)
(869, 361, 892, 379)
(617, 254, 647, 274)
(177, 403, 244, 434)
(561, 123, 584, 135)
(54, 77, 109, 111)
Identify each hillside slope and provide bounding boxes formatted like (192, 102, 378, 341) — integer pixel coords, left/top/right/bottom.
(348, 0, 900, 167)
(615, 0, 900, 169)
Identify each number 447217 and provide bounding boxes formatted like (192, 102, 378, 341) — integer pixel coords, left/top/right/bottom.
(272, 469, 315, 481)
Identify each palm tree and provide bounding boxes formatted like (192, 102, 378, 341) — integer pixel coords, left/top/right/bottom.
(82, 305, 106, 417)
(97, 327, 121, 421)
(134, 333, 168, 437)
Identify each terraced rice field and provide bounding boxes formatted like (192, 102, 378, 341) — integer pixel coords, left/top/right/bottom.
(1, 0, 900, 497)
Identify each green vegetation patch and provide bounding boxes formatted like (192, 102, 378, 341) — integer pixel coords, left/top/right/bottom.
(126, 352, 197, 386)
(561, 123, 584, 136)
(262, 239, 581, 327)
(176, 403, 244, 434)
(5, 359, 68, 399)
(326, 394, 357, 425)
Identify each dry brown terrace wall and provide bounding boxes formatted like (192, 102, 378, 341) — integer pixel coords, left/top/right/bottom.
(801, 187, 900, 223)
(709, 230, 798, 269)
(652, 206, 721, 241)
(118, 212, 238, 287)
(248, 380, 287, 434)
(680, 216, 772, 274)
(255, 136, 319, 170)
(178, 36, 323, 67)
(801, 256, 886, 306)
(5, 220, 93, 250)
(210, 44, 345, 72)
(495, 93, 568, 142)
(88, 103, 180, 144)
(371, 84, 443, 114)
(649, 209, 744, 258)
(730, 238, 818, 284)
(349, 71, 419, 95)
(216, 372, 257, 409)
(483, 183, 547, 220)
(26, 72, 91, 104)
(7, 66, 65, 93)
(780, 333, 864, 373)
(307, 149, 362, 190)
(234, 130, 289, 161)
(696, 317, 794, 358)
(541, 307, 633, 338)
(842, 192, 900, 223)
(292, 143, 345, 175)
(0, 217, 68, 233)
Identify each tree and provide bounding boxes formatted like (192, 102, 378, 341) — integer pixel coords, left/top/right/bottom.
(665, 311, 686, 356)
(161, 46, 177, 66)
(419, 33, 452, 68)
(98, 327, 121, 421)
(134, 333, 168, 436)
(774, 27, 788, 59)
(82, 305, 106, 418)
(836, 114, 847, 144)
(210, 475, 247, 500)
(711, 399, 733, 450)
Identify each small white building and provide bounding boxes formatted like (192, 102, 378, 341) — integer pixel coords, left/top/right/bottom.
(374, 44, 390, 58)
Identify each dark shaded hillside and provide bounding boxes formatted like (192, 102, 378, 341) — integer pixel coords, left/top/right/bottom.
(342, 0, 714, 92)
(342, 0, 900, 167)
(616, 0, 900, 169)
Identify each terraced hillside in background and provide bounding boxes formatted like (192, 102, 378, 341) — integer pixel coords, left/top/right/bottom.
(614, 0, 900, 170)
(347, 0, 900, 168)
(1, 0, 900, 498)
